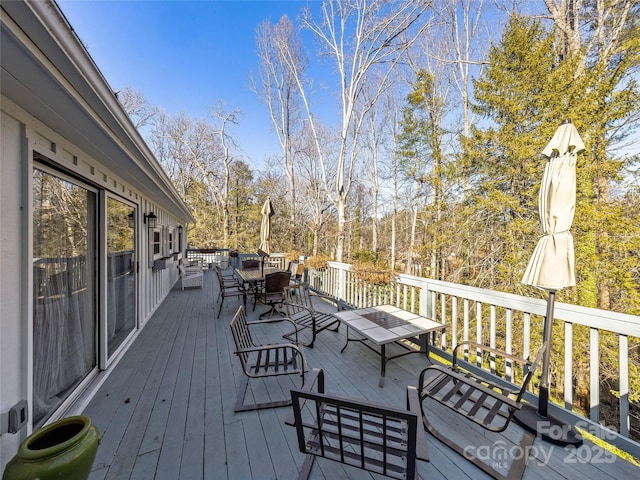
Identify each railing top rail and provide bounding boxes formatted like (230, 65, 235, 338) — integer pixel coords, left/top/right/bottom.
(323, 262, 640, 337)
(399, 274, 640, 337)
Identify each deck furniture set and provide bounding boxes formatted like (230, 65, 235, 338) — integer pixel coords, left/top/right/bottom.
(214, 263, 548, 479)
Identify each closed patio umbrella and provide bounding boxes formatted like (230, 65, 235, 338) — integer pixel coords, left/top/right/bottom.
(516, 119, 584, 446)
(259, 196, 274, 255)
(258, 197, 275, 274)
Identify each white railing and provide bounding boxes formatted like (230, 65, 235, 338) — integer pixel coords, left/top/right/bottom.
(308, 261, 640, 459)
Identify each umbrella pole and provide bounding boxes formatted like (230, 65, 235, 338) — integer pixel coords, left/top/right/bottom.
(514, 291, 582, 446)
(538, 290, 555, 418)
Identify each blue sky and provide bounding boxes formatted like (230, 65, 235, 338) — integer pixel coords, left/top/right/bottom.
(57, 0, 323, 169)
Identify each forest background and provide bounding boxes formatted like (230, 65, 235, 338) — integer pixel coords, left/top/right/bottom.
(118, 0, 640, 318)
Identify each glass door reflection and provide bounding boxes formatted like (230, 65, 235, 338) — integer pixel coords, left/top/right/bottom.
(106, 197, 137, 356)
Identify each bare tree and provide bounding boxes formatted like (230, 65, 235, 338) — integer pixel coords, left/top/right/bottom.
(292, 0, 433, 262)
(389, 108, 400, 271)
(149, 103, 242, 248)
(359, 73, 395, 259)
(294, 121, 336, 256)
(438, 0, 488, 147)
(117, 86, 158, 129)
(252, 14, 306, 248)
(208, 104, 243, 248)
(438, 0, 490, 281)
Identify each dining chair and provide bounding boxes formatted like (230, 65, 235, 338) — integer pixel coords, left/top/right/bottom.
(242, 259, 260, 270)
(215, 267, 246, 318)
(255, 271, 291, 319)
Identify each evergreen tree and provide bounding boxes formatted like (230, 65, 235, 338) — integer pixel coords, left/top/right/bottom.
(469, 15, 565, 291)
(397, 69, 448, 278)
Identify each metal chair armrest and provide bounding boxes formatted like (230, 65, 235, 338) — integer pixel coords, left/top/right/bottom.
(285, 368, 325, 426)
(309, 291, 342, 311)
(452, 341, 529, 368)
(407, 386, 430, 462)
(235, 342, 302, 356)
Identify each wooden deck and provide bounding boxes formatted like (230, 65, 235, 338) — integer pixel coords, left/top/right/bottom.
(84, 269, 640, 480)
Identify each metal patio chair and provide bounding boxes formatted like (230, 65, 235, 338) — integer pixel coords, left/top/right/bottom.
(286, 368, 429, 480)
(229, 305, 305, 412)
(254, 270, 291, 318)
(416, 341, 546, 480)
(215, 266, 246, 318)
(282, 283, 340, 348)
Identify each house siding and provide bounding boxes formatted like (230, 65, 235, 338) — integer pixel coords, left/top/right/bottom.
(1, 1, 193, 470)
(0, 110, 27, 464)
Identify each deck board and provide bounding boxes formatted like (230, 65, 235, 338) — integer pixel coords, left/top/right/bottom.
(83, 269, 640, 480)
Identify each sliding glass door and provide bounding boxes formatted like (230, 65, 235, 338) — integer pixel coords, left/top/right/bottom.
(32, 167, 97, 426)
(32, 163, 140, 425)
(106, 197, 137, 356)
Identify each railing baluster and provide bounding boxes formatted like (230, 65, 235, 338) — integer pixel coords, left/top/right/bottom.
(506, 309, 513, 381)
(523, 312, 531, 360)
(451, 296, 458, 354)
(475, 303, 482, 367)
(463, 299, 470, 361)
(620, 335, 630, 437)
(590, 327, 600, 422)
(564, 322, 573, 410)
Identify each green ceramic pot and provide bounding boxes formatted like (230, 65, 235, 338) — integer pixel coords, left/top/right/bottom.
(3, 415, 100, 480)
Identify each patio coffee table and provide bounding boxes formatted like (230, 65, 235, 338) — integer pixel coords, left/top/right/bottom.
(333, 305, 445, 387)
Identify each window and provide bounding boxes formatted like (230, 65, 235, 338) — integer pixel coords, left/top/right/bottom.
(152, 229, 161, 256)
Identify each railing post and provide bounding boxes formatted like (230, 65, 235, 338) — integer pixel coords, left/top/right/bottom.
(338, 264, 347, 303)
(419, 280, 430, 319)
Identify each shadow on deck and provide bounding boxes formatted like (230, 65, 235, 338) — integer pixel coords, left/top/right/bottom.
(84, 269, 640, 480)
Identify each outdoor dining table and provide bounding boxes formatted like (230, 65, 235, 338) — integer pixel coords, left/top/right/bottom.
(333, 304, 445, 387)
(234, 267, 282, 287)
(234, 266, 283, 298)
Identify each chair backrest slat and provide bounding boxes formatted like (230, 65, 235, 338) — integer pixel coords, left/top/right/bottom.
(284, 283, 313, 314)
(230, 306, 254, 366)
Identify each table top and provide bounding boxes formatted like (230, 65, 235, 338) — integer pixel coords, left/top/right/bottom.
(235, 267, 282, 282)
(333, 304, 444, 346)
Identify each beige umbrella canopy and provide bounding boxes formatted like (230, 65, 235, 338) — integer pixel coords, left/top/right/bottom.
(521, 120, 584, 290)
(259, 196, 275, 255)
(516, 120, 584, 446)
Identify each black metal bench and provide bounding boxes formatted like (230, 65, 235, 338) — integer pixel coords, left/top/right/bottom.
(286, 368, 429, 480)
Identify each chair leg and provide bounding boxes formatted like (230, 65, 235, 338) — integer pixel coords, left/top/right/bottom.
(218, 297, 224, 319)
(234, 375, 293, 412)
(217, 294, 246, 319)
(298, 454, 315, 480)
